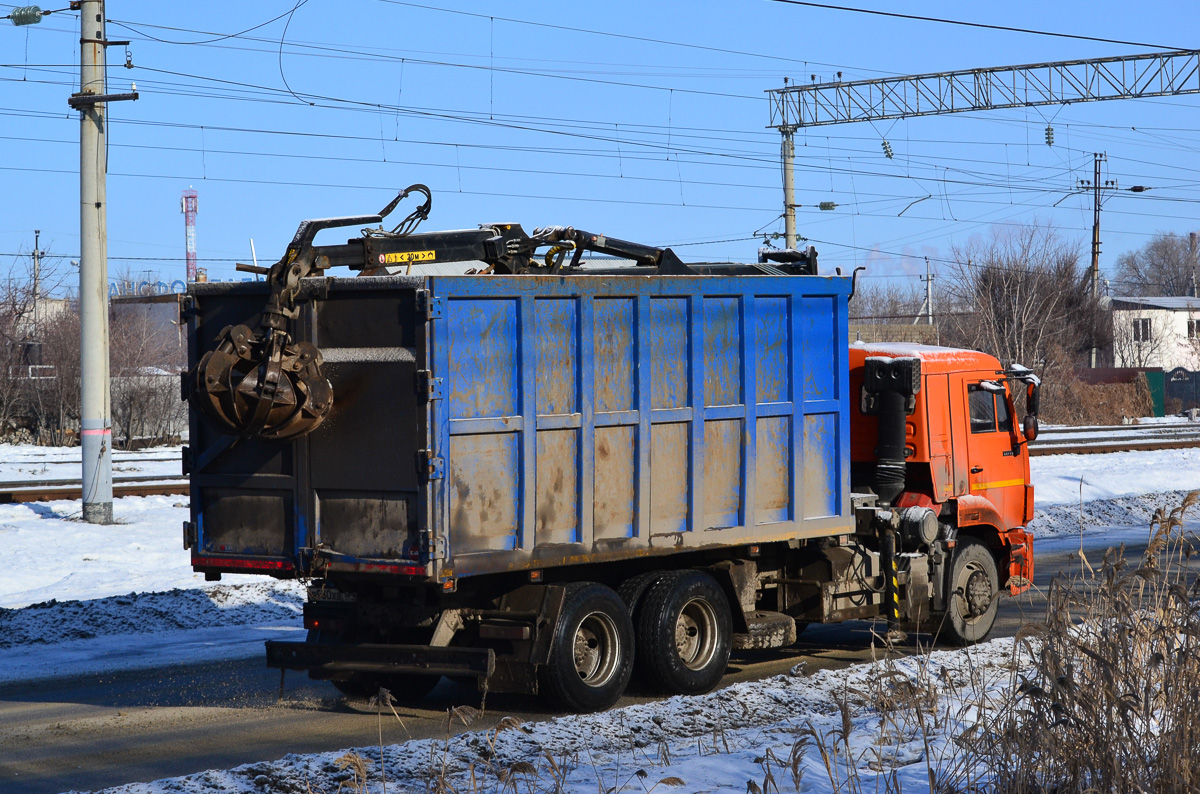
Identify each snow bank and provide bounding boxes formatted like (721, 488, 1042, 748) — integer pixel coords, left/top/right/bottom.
(1029, 447, 1200, 507)
(0, 495, 264, 609)
(88, 638, 1022, 794)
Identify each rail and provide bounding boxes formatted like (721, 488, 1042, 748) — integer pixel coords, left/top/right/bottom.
(1028, 422, 1200, 456)
(0, 474, 188, 503)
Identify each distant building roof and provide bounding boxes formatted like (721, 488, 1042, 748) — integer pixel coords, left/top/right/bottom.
(1112, 296, 1200, 311)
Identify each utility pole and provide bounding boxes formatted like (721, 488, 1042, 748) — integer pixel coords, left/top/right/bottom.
(69, 0, 137, 524)
(1190, 231, 1197, 298)
(924, 257, 934, 326)
(782, 129, 796, 250)
(31, 229, 41, 337)
(1079, 153, 1116, 369)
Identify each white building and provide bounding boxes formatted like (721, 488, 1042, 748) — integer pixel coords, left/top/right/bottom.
(1111, 296, 1200, 370)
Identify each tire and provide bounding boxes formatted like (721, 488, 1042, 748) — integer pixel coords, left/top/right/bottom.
(635, 570, 732, 696)
(618, 570, 666, 619)
(306, 629, 442, 703)
(540, 582, 634, 713)
(941, 537, 1000, 646)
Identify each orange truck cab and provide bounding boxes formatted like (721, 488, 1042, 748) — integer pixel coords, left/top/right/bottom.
(849, 343, 1036, 597)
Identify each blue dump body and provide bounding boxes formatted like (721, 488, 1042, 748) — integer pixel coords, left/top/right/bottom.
(187, 273, 854, 583)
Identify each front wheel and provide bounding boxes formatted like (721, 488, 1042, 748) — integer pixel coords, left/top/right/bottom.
(635, 570, 732, 696)
(540, 583, 634, 713)
(941, 537, 1000, 646)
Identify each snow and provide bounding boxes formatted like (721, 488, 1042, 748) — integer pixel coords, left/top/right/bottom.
(0, 495, 273, 609)
(87, 638, 1024, 794)
(1029, 447, 1200, 507)
(0, 443, 182, 483)
(0, 441, 1197, 791)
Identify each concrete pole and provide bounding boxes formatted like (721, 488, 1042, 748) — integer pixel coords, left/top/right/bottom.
(79, 0, 113, 524)
(1190, 231, 1197, 298)
(925, 256, 934, 326)
(782, 129, 796, 250)
(32, 229, 40, 337)
(1088, 153, 1103, 369)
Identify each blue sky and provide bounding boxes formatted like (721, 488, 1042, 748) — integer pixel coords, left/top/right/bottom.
(1, 1, 1197, 293)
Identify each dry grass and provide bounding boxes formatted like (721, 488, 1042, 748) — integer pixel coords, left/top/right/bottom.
(1040, 371, 1154, 425)
(300, 494, 1199, 793)
(961, 491, 1200, 792)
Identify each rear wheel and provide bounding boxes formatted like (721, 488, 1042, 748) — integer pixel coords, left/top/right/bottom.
(540, 583, 634, 713)
(636, 570, 732, 696)
(306, 629, 442, 703)
(941, 537, 1000, 646)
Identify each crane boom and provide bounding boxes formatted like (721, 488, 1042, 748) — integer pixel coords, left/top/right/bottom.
(768, 49, 1200, 130)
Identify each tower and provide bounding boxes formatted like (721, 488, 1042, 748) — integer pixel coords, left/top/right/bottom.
(181, 187, 198, 282)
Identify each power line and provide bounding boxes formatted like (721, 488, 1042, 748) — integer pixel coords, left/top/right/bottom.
(766, 1, 1181, 50)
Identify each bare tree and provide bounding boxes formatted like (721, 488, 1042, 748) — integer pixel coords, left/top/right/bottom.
(1114, 231, 1199, 297)
(110, 305, 185, 449)
(850, 280, 926, 324)
(27, 309, 81, 445)
(941, 221, 1105, 374)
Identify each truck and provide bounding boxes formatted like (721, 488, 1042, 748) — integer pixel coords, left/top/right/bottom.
(183, 186, 1039, 712)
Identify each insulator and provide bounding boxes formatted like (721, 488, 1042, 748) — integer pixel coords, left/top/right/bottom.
(818, 201, 838, 211)
(1044, 125, 1055, 146)
(881, 140, 894, 159)
(9, 6, 43, 25)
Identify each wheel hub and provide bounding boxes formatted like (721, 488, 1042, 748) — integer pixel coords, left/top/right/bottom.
(572, 611, 620, 687)
(674, 598, 718, 671)
(965, 569, 992, 617)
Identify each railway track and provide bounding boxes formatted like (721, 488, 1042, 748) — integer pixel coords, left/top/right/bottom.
(1028, 422, 1200, 456)
(0, 427, 1194, 502)
(0, 474, 187, 503)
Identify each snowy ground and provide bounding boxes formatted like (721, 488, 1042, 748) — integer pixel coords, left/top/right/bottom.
(1, 443, 1198, 792)
(0, 443, 182, 483)
(93, 639, 1024, 794)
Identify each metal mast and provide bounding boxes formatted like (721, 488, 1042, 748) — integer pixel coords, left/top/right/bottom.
(765, 48, 1200, 268)
(182, 187, 198, 282)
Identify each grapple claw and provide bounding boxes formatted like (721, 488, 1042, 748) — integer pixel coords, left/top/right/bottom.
(194, 324, 332, 441)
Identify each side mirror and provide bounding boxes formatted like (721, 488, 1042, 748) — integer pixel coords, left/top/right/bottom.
(1025, 382, 1040, 416)
(1023, 414, 1039, 442)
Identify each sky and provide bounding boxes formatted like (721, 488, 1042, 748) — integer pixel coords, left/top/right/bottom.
(1, 1, 1198, 295)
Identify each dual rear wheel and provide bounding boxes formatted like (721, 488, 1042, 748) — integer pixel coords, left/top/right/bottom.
(541, 570, 734, 712)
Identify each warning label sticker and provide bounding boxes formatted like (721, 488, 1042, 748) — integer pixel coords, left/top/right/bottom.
(380, 250, 436, 265)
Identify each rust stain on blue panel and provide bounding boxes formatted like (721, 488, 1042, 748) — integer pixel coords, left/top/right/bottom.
(703, 419, 742, 528)
(800, 297, 835, 401)
(594, 425, 636, 540)
(650, 298, 689, 409)
(803, 414, 838, 518)
(448, 298, 518, 419)
(704, 297, 741, 407)
(594, 298, 636, 412)
(650, 422, 689, 532)
(536, 429, 579, 545)
(535, 299, 577, 415)
(755, 416, 790, 523)
(755, 297, 790, 403)
(449, 433, 520, 553)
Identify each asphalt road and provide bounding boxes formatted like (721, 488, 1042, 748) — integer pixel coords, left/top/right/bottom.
(0, 533, 1176, 794)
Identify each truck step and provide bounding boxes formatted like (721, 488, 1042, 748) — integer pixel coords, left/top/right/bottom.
(732, 611, 796, 650)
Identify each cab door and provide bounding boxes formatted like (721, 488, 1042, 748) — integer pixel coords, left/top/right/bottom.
(962, 378, 1025, 529)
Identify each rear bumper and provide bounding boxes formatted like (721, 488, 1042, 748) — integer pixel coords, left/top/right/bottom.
(265, 640, 495, 680)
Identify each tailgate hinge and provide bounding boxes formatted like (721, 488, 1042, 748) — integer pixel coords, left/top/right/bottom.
(415, 369, 444, 400)
(415, 289, 443, 320)
(418, 449, 445, 480)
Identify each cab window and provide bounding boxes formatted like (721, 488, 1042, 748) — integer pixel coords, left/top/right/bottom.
(968, 385, 996, 433)
(995, 390, 1012, 432)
